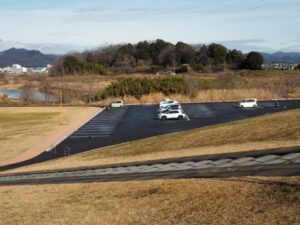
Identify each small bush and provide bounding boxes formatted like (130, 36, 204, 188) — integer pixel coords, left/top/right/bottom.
(193, 64, 206, 72)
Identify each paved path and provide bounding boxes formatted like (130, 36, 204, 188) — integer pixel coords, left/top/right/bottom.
(0, 107, 102, 167)
(0, 147, 299, 185)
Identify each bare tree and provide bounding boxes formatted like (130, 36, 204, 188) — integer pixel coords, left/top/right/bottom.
(158, 46, 177, 68)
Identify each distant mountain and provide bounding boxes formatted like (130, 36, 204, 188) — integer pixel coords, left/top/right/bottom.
(261, 52, 300, 63)
(0, 48, 59, 67)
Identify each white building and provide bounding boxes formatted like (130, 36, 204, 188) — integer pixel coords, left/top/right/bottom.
(0, 64, 52, 74)
(31, 67, 47, 73)
(262, 63, 299, 70)
(1, 64, 28, 74)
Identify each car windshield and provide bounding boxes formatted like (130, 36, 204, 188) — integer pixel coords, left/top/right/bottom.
(242, 99, 254, 102)
(112, 101, 122, 103)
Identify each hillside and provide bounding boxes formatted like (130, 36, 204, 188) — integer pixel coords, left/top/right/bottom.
(261, 51, 300, 63)
(0, 48, 58, 67)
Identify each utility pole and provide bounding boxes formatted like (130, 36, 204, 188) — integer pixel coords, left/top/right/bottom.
(59, 90, 66, 125)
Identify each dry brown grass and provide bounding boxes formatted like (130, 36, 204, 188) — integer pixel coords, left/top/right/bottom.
(1, 71, 300, 105)
(4, 108, 299, 174)
(0, 107, 93, 161)
(95, 88, 283, 105)
(0, 93, 16, 103)
(0, 177, 299, 225)
(92, 71, 300, 105)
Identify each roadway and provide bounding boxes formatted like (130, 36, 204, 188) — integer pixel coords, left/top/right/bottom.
(1, 99, 300, 171)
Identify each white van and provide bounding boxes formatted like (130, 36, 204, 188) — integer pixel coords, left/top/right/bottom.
(239, 98, 258, 108)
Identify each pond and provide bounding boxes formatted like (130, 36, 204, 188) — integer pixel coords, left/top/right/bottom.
(0, 89, 59, 102)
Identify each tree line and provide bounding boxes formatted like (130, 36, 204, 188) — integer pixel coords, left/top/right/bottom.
(50, 39, 264, 76)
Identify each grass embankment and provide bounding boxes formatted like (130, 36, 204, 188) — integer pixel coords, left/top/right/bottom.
(0, 107, 94, 161)
(4, 108, 300, 174)
(0, 177, 299, 225)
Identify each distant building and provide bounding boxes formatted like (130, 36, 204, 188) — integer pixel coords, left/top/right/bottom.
(0, 64, 52, 74)
(175, 64, 192, 73)
(1, 64, 28, 74)
(262, 63, 298, 70)
(31, 67, 47, 73)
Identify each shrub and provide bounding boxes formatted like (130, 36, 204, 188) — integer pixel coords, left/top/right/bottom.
(215, 74, 248, 89)
(93, 76, 187, 100)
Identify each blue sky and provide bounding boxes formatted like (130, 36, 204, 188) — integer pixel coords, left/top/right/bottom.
(0, 0, 299, 54)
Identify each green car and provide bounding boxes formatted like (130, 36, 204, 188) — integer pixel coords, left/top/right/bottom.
(109, 100, 125, 108)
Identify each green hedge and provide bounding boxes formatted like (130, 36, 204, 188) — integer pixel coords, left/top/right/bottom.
(90, 75, 247, 101)
(92, 77, 186, 100)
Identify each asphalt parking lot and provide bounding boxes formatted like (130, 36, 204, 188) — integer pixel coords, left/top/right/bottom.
(1, 99, 300, 171)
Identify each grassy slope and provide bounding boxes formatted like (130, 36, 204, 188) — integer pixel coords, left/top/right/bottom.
(0, 177, 299, 225)
(3, 108, 300, 174)
(0, 107, 93, 161)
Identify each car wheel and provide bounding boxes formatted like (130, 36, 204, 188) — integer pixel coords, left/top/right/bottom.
(178, 115, 183, 120)
(161, 116, 167, 121)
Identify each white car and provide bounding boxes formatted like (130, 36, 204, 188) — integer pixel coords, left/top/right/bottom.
(158, 110, 187, 120)
(159, 98, 170, 104)
(157, 104, 182, 113)
(159, 100, 178, 108)
(239, 98, 258, 108)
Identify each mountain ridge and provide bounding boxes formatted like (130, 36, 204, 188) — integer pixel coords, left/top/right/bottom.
(260, 51, 300, 63)
(0, 48, 59, 67)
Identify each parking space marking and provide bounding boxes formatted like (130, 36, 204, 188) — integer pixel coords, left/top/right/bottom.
(69, 107, 128, 138)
